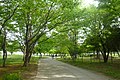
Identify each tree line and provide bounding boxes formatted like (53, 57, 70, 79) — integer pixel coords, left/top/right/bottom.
(0, 0, 120, 67)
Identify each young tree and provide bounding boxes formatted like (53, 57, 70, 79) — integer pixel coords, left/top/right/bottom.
(0, 0, 18, 67)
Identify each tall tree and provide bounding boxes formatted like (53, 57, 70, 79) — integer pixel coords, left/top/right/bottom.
(12, 0, 80, 66)
(83, 0, 120, 62)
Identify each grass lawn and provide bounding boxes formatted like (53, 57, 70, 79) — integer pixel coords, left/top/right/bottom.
(58, 58, 120, 80)
(0, 54, 39, 80)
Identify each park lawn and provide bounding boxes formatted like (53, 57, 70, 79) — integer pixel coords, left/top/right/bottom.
(0, 55, 39, 80)
(58, 58, 120, 80)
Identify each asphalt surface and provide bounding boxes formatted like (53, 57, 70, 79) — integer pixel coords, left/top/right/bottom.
(34, 58, 114, 80)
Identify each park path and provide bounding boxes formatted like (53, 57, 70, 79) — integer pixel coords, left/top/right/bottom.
(34, 58, 114, 80)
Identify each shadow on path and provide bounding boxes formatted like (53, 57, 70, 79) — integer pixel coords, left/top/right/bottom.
(34, 58, 114, 80)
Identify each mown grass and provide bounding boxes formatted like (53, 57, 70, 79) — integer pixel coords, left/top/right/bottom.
(0, 54, 39, 80)
(58, 58, 120, 80)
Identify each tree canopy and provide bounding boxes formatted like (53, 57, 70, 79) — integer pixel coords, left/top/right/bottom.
(0, 0, 120, 67)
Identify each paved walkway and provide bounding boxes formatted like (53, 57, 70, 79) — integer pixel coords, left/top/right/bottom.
(34, 58, 114, 80)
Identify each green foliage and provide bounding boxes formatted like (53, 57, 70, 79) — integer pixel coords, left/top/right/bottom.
(9, 0, 81, 66)
(0, 0, 120, 65)
(7, 40, 19, 54)
(81, 0, 120, 62)
(3, 73, 22, 80)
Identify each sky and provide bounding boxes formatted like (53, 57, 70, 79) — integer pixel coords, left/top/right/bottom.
(81, 0, 99, 7)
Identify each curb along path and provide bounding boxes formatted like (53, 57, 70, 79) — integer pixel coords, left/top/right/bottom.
(34, 58, 114, 80)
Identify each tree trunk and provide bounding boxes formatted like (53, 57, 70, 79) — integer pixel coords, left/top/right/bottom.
(23, 14, 29, 67)
(2, 28, 7, 67)
(70, 53, 77, 61)
(39, 53, 42, 59)
(110, 52, 113, 63)
(102, 50, 110, 63)
(100, 38, 109, 63)
(82, 54, 83, 62)
(96, 50, 100, 59)
(23, 54, 29, 67)
(3, 49, 7, 67)
(23, 53, 25, 61)
(117, 51, 120, 57)
(28, 53, 32, 63)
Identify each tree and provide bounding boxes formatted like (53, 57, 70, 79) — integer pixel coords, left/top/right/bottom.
(0, 0, 18, 67)
(82, 0, 120, 63)
(97, 0, 120, 62)
(67, 29, 80, 60)
(11, 0, 80, 66)
(7, 40, 19, 55)
(34, 35, 55, 56)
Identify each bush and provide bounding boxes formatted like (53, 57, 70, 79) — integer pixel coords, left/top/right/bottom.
(3, 73, 22, 80)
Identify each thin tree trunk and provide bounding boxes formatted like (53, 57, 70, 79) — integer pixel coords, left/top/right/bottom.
(2, 49, 7, 67)
(28, 52, 33, 63)
(99, 52, 101, 62)
(111, 52, 113, 63)
(96, 50, 100, 59)
(117, 51, 120, 57)
(2, 28, 7, 67)
(82, 54, 83, 62)
(93, 51, 95, 62)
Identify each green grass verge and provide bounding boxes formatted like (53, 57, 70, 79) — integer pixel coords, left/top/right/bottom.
(58, 58, 120, 80)
(0, 55, 39, 80)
